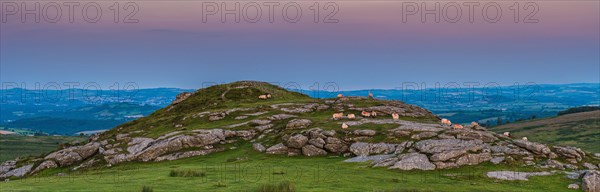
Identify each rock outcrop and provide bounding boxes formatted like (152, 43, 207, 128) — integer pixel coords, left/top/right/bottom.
(583, 170, 600, 192)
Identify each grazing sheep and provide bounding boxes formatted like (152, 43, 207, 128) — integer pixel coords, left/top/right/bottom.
(503, 132, 510, 137)
(266, 94, 272, 98)
(361, 111, 371, 118)
(392, 113, 399, 120)
(337, 94, 344, 98)
(522, 137, 528, 141)
(371, 111, 377, 118)
(332, 113, 344, 120)
(452, 124, 463, 129)
(441, 118, 452, 126)
(341, 123, 349, 129)
(258, 95, 268, 99)
(347, 114, 356, 119)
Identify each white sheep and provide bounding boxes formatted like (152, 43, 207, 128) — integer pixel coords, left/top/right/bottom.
(347, 114, 356, 119)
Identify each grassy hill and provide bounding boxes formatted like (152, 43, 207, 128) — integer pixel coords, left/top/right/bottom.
(493, 111, 600, 153)
(102, 81, 438, 140)
(1, 81, 598, 192)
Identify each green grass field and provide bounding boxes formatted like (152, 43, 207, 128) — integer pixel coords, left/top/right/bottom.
(0, 143, 574, 192)
(493, 111, 600, 153)
(0, 135, 88, 162)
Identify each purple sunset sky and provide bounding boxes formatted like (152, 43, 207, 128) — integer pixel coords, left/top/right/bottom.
(1, 1, 599, 90)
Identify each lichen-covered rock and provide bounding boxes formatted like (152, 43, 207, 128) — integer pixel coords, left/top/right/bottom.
(584, 163, 599, 170)
(287, 134, 308, 149)
(415, 139, 484, 155)
(554, 146, 586, 162)
(349, 142, 371, 156)
(268, 114, 297, 121)
(486, 171, 552, 181)
(451, 130, 498, 143)
(154, 149, 221, 161)
(583, 170, 600, 192)
(430, 150, 467, 162)
(389, 153, 435, 171)
(308, 138, 326, 148)
(32, 160, 58, 174)
(353, 129, 376, 136)
(302, 145, 327, 156)
(324, 137, 348, 153)
(410, 132, 438, 140)
(127, 138, 154, 154)
(0, 164, 33, 179)
(136, 134, 221, 161)
(513, 140, 553, 157)
(456, 153, 492, 166)
(253, 143, 266, 152)
(286, 119, 312, 129)
(266, 143, 288, 155)
(0, 160, 16, 175)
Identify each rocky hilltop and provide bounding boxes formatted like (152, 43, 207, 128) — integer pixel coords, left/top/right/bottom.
(1, 81, 599, 191)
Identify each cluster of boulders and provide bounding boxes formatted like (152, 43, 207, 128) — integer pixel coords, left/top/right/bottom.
(258, 128, 346, 157)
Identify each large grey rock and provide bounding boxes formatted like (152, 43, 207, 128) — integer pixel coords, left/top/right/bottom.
(349, 142, 371, 156)
(513, 140, 553, 157)
(389, 153, 435, 171)
(45, 151, 83, 167)
(414, 139, 484, 156)
(45, 142, 101, 167)
(268, 114, 297, 121)
(410, 132, 438, 140)
(252, 143, 266, 152)
(127, 138, 154, 154)
(324, 137, 348, 153)
(394, 141, 413, 154)
(455, 153, 492, 166)
(350, 142, 398, 157)
(287, 134, 309, 149)
(373, 157, 399, 167)
(266, 143, 288, 155)
(135, 133, 222, 161)
(0, 164, 33, 179)
(308, 138, 326, 148)
(486, 171, 552, 181)
(32, 160, 58, 174)
(154, 149, 220, 161)
(430, 150, 466, 162)
(286, 119, 312, 129)
(451, 130, 498, 143)
(353, 129, 376, 136)
(554, 146, 586, 162)
(250, 119, 271, 125)
(344, 154, 394, 163)
(0, 161, 16, 175)
(302, 145, 327, 156)
(584, 163, 599, 170)
(583, 170, 600, 192)
(490, 156, 505, 164)
(4, 165, 33, 178)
